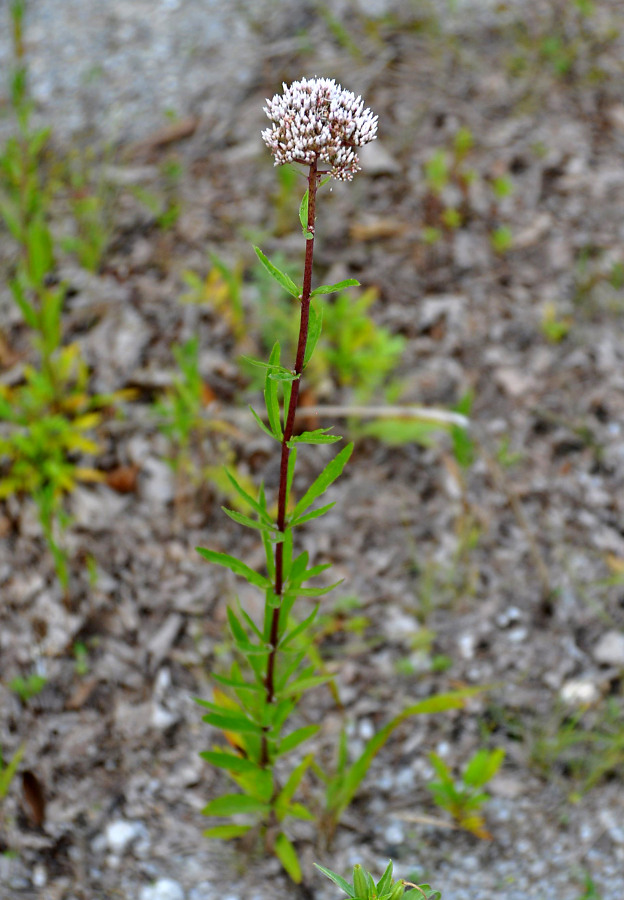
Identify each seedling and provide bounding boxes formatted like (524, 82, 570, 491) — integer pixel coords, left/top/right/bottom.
(9, 674, 47, 704)
(427, 748, 504, 838)
(316, 859, 441, 900)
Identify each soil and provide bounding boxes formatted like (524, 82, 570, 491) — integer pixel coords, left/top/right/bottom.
(1, 2, 624, 899)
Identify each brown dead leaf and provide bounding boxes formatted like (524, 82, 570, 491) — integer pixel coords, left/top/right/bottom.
(22, 770, 46, 827)
(105, 464, 140, 494)
(0, 332, 21, 368)
(350, 218, 408, 241)
(202, 382, 217, 406)
(65, 677, 99, 711)
(126, 116, 199, 159)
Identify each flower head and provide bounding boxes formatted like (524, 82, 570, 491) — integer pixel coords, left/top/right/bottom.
(262, 77, 378, 181)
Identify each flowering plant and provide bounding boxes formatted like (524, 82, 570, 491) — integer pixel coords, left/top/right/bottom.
(197, 78, 465, 883)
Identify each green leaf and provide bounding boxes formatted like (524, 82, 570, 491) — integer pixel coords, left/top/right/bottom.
(203, 824, 252, 840)
(463, 748, 505, 788)
(287, 551, 308, 585)
(224, 470, 272, 523)
(314, 864, 357, 898)
(286, 801, 315, 821)
(239, 356, 293, 374)
(0, 743, 25, 799)
(428, 752, 454, 788)
(269, 370, 299, 383)
(282, 674, 330, 697)
(286, 446, 297, 510)
(277, 724, 320, 757)
(0, 199, 21, 240)
(285, 580, 343, 599)
(265, 342, 283, 439)
(304, 300, 323, 368)
(211, 673, 262, 693)
(201, 710, 263, 735)
(200, 751, 264, 776)
(227, 606, 257, 651)
(274, 831, 302, 883)
(196, 547, 270, 589)
(376, 860, 394, 895)
(275, 754, 313, 813)
(249, 405, 278, 440)
(202, 793, 269, 816)
(27, 218, 53, 286)
(298, 188, 314, 238)
(287, 430, 341, 446)
(290, 501, 335, 528)
(254, 246, 300, 298)
(279, 605, 319, 649)
(9, 278, 37, 328)
(259, 485, 275, 581)
(292, 443, 353, 520)
(221, 506, 277, 534)
(311, 278, 360, 296)
(237, 604, 264, 641)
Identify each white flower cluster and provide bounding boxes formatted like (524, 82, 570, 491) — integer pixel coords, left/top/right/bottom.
(261, 77, 378, 181)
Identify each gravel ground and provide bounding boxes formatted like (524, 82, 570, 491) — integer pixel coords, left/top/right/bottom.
(1, 1, 624, 899)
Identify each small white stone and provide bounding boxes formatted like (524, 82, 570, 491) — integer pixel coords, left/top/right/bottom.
(105, 820, 144, 855)
(593, 631, 624, 666)
(358, 718, 375, 741)
(140, 879, 185, 900)
(384, 822, 405, 846)
(458, 632, 475, 660)
(560, 678, 600, 705)
(32, 864, 47, 888)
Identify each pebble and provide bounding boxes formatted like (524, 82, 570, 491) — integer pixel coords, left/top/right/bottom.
(105, 820, 149, 856)
(383, 822, 405, 846)
(592, 631, 624, 667)
(139, 879, 185, 900)
(560, 677, 600, 705)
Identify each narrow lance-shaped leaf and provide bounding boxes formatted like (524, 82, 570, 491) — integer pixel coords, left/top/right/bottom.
(276, 724, 319, 757)
(299, 189, 313, 239)
(224, 470, 272, 524)
(463, 748, 505, 788)
(249, 405, 277, 441)
(196, 547, 271, 589)
(202, 793, 269, 816)
(254, 246, 300, 298)
(279, 604, 320, 649)
(265, 342, 283, 439)
(314, 864, 357, 899)
(290, 501, 335, 528)
(275, 754, 313, 814)
(221, 506, 280, 535)
(200, 751, 265, 777)
(274, 832, 302, 884)
(376, 860, 394, 896)
(201, 710, 263, 735)
(304, 300, 323, 367)
(284, 580, 343, 599)
(288, 430, 341, 446)
(292, 442, 354, 520)
(286, 446, 297, 510)
(203, 824, 251, 840)
(310, 278, 360, 296)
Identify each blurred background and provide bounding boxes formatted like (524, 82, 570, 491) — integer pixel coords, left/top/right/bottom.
(1, 2, 624, 899)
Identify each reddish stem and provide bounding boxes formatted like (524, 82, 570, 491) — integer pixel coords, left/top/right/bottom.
(260, 159, 318, 766)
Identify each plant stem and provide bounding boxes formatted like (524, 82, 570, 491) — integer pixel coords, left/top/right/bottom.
(261, 159, 318, 767)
